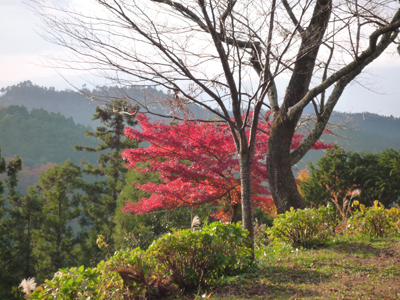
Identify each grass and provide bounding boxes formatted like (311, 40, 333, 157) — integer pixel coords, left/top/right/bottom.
(186, 237, 400, 300)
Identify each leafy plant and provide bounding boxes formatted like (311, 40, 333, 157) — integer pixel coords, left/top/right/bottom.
(267, 206, 334, 248)
(348, 201, 400, 237)
(30, 222, 253, 299)
(29, 249, 175, 300)
(30, 265, 109, 300)
(147, 222, 253, 290)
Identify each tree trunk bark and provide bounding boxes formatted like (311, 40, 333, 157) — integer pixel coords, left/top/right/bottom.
(267, 113, 306, 214)
(264, 0, 332, 214)
(230, 202, 239, 223)
(239, 154, 254, 251)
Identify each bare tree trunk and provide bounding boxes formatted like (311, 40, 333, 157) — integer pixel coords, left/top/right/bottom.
(267, 114, 305, 214)
(266, 0, 332, 213)
(239, 153, 254, 251)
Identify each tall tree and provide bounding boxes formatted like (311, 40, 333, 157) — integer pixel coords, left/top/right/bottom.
(74, 99, 138, 254)
(32, 160, 83, 282)
(5, 187, 43, 292)
(0, 149, 24, 299)
(8, 187, 42, 281)
(0, 152, 41, 299)
(33, 0, 400, 245)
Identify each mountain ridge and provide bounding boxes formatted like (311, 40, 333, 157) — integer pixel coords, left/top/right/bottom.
(1, 81, 400, 170)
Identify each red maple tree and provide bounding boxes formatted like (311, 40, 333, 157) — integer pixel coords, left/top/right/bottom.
(121, 113, 331, 221)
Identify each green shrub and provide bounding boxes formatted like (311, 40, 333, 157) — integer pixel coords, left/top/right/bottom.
(348, 201, 400, 237)
(147, 222, 253, 290)
(29, 265, 114, 300)
(29, 248, 178, 300)
(266, 206, 334, 248)
(30, 222, 252, 299)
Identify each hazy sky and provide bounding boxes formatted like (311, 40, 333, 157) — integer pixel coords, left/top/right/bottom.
(1, 0, 400, 117)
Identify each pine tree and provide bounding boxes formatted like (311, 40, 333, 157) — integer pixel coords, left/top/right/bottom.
(74, 99, 138, 260)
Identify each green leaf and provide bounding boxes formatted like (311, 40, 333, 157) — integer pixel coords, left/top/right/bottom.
(67, 279, 74, 287)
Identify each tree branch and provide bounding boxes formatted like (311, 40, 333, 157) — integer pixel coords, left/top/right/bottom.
(290, 16, 400, 165)
(288, 8, 400, 119)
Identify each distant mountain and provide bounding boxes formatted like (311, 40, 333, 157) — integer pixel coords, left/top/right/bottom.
(0, 105, 97, 168)
(0, 81, 98, 126)
(0, 81, 212, 126)
(295, 111, 400, 170)
(338, 112, 400, 140)
(1, 81, 399, 172)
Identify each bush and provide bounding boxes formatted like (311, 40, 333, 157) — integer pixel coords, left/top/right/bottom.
(348, 201, 400, 237)
(29, 265, 114, 300)
(30, 222, 252, 299)
(267, 206, 334, 248)
(147, 222, 253, 290)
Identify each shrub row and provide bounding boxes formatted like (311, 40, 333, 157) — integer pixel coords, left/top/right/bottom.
(28, 203, 400, 299)
(29, 222, 252, 300)
(268, 202, 400, 249)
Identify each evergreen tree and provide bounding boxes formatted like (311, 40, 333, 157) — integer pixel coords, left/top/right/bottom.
(8, 187, 42, 280)
(114, 168, 161, 250)
(3, 187, 43, 300)
(74, 99, 138, 260)
(0, 149, 26, 300)
(300, 147, 400, 208)
(32, 160, 83, 282)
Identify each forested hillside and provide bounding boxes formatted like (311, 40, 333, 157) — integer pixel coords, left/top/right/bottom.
(2, 81, 400, 156)
(2, 81, 400, 189)
(0, 81, 97, 126)
(0, 81, 210, 126)
(0, 105, 97, 168)
(296, 112, 400, 170)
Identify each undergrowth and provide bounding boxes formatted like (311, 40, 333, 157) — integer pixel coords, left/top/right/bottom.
(27, 203, 400, 299)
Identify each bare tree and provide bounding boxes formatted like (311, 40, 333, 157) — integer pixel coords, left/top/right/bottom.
(32, 0, 400, 246)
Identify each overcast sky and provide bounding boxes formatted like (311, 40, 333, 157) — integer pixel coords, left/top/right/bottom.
(1, 0, 400, 117)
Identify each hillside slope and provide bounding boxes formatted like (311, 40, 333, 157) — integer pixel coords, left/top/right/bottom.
(0, 105, 97, 168)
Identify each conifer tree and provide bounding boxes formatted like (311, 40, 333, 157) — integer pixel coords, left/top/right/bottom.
(114, 168, 162, 250)
(32, 160, 83, 282)
(74, 99, 138, 256)
(0, 149, 27, 299)
(9, 187, 42, 280)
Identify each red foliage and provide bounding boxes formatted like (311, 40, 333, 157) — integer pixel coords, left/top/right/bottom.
(121, 113, 331, 218)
